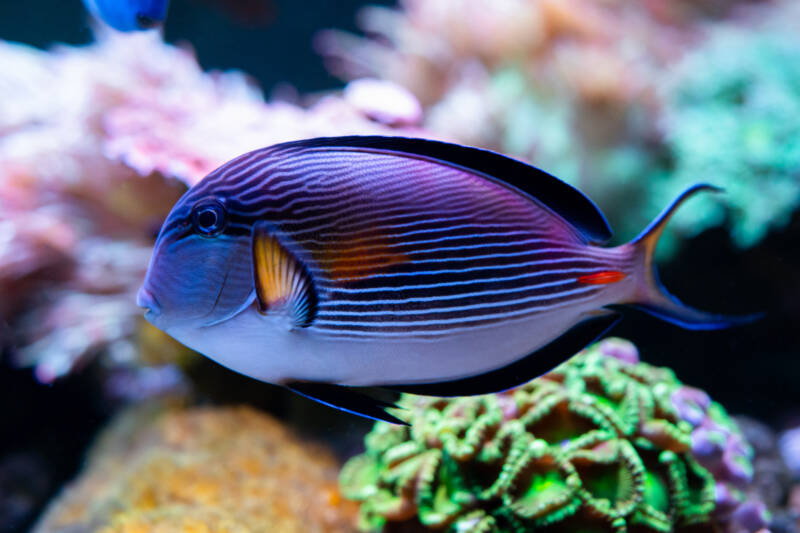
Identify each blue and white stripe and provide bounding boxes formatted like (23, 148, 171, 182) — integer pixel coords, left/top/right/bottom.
(166, 140, 631, 338)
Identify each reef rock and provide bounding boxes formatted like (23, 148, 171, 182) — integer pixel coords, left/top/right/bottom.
(34, 403, 358, 533)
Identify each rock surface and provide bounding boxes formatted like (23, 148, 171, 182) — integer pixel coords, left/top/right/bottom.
(33, 403, 358, 533)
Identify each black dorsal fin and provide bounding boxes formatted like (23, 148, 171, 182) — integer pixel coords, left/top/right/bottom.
(270, 136, 613, 244)
(384, 312, 621, 397)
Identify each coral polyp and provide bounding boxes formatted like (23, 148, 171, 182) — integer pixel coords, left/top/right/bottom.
(340, 339, 761, 533)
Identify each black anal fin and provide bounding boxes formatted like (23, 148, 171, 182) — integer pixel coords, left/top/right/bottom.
(386, 312, 621, 397)
(286, 381, 408, 425)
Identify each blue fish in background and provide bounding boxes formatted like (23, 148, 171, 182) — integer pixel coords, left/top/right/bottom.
(137, 136, 755, 424)
(82, 0, 169, 32)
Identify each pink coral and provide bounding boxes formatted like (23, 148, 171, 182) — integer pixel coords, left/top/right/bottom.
(0, 29, 431, 382)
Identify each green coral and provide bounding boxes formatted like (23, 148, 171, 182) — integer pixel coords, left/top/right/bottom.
(659, 26, 800, 247)
(340, 341, 729, 533)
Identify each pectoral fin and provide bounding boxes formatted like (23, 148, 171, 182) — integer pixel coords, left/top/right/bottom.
(286, 381, 408, 425)
(252, 226, 318, 328)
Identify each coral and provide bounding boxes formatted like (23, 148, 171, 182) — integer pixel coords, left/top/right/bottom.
(779, 426, 800, 479)
(33, 403, 359, 533)
(340, 338, 765, 533)
(319, 0, 800, 250)
(0, 29, 427, 381)
(659, 21, 800, 247)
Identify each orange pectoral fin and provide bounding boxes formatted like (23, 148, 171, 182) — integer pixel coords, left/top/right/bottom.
(577, 270, 627, 285)
(252, 227, 317, 328)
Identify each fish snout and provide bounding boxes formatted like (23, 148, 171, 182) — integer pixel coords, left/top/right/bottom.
(136, 286, 162, 318)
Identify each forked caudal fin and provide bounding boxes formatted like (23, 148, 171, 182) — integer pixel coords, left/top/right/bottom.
(615, 184, 761, 330)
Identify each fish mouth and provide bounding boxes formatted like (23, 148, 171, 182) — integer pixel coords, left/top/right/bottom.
(136, 286, 162, 318)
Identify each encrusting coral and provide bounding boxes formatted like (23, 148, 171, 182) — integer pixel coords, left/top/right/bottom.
(33, 403, 359, 533)
(319, 0, 800, 251)
(0, 29, 426, 383)
(340, 338, 766, 533)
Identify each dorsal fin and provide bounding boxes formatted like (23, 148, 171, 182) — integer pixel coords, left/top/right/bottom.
(270, 136, 613, 244)
(252, 226, 318, 328)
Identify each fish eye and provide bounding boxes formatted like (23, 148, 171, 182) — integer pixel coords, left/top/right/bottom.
(191, 200, 227, 237)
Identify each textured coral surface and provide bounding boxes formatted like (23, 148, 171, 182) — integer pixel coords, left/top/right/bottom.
(33, 404, 359, 533)
(340, 339, 763, 533)
(319, 0, 800, 251)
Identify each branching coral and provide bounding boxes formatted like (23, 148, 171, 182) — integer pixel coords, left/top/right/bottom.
(0, 29, 426, 382)
(340, 338, 765, 533)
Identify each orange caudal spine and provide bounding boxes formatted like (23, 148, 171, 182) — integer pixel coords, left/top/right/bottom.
(577, 271, 627, 285)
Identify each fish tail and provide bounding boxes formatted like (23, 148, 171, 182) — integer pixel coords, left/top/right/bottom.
(619, 184, 760, 330)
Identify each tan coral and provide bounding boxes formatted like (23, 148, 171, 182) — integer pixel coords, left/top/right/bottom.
(34, 404, 359, 533)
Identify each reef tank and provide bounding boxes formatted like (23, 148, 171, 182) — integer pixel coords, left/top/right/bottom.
(1, 1, 799, 532)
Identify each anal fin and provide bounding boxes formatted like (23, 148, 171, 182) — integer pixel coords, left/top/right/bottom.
(286, 381, 408, 425)
(386, 312, 621, 397)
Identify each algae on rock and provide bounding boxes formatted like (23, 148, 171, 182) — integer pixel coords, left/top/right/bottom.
(34, 403, 359, 533)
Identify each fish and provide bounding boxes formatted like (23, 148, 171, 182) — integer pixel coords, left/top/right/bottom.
(82, 0, 169, 32)
(137, 136, 755, 424)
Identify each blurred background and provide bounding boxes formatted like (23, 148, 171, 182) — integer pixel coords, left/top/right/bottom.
(0, 1, 798, 532)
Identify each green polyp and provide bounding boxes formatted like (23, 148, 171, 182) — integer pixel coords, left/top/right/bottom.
(629, 506, 673, 533)
(339, 454, 380, 501)
(523, 397, 613, 445)
(676, 455, 716, 525)
(367, 488, 416, 521)
(383, 441, 424, 468)
(365, 420, 408, 453)
(639, 420, 692, 453)
(452, 510, 496, 533)
(503, 447, 578, 521)
(340, 339, 746, 533)
(418, 479, 464, 528)
(571, 440, 645, 520)
(640, 468, 671, 514)
(441, 403, 503, 462)
(412, 450, 443, 508)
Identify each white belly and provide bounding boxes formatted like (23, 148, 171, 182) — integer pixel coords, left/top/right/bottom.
(167, 299, 607, 386)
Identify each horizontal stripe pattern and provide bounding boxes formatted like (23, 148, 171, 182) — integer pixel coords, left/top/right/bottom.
(165, 143, 628, 337)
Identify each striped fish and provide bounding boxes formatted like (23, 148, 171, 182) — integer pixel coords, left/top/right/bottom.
(137, 136, 752, 423)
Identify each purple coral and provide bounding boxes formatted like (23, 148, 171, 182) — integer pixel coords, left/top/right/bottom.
(670, 385, 768, 532)
(779, 426, 800, 479)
